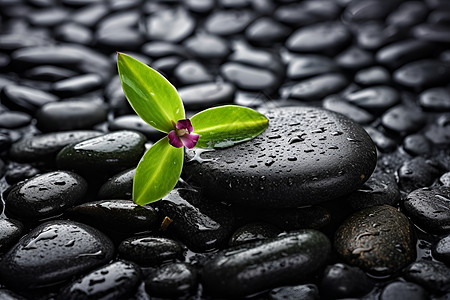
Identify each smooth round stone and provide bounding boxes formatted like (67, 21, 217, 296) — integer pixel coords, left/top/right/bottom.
(178, 82, 235, 110)
(146, 7, 195, 43)
(269, 284, 319, 300)
(56, 131, 146, 179)
(354, 66, 391, 86)
(404, 186, 450, 234)
(24, 66, 78, 82)
(0, 218, 23, 253)
(0, 220, 114, 289)
(66, 200, 158, 237)
(72, 3, 109, 27)
(286, 55, 338, 81)
(274, 1, 341, 27)
(323, 96, 375, 124)
(413, 23, 450, 43)
(380, 281, 428, 300)
(403, 134, 432, 156)
(6, 171, 88, 220)
(334, 205, 416, 275)
(0, 132, 11, 153)
(54, 22, 93, 45)
(393, 59, 450, 91)
(184, 107, 377, 207)
(5, 163, 41, 184)
(387, 1, 428, 27)
(202, 230, 331, 298)
(289, 73, 349, 101)
(433, 234, 450, 264)
(245, 17, 291, 46)
(98, 168, 134, 200)
(398, 157, 442, 193)
(381, 105, 426, 134)
(205, 10, 255, 36)
(173, 60, 212, 86)
(229, 222, 281, 247)
(0, 111, 31, 129)
(58, 260, 141, 300)
(0, 85, 58, 113)
(355, 22, 404, 51)
(425, 115, 450, 145)
(0, 289, 27, 300)
(97, 10, 140, 31)
(145, 262, 198, 298)
(185, 0, 214, 14)
(419, 87, 450, 112)
(363, 127, 397, 152)
(10, 46, 81, 70)
(35, 100, 107, 132)
(320, 263, 373, 299)
(151, 56, 184, 77)
(158, 189, 235, 251)
(342, 0, 394, 22)
(286, 22, 352, 56)
(221, 62, 281, 93)
(28, 7, 68, 27)
(51, 73, 103, 97)
(344, 86, 399, 114)
(141, 41, 188, 59)
(345, 171, 400, 211)
(441, 172, 450, 186)
(9, 130, 102, 163)
(229, 43, 284, 74)
(108, 115, 164, 141)
(335, 46, 374, 71)
(118, 236, 184, 266)
(95, 28, 145, 51)
(376, 40, 436, 70)
(404, 260, 450, 293)
(0, 33, 48, 52)
(183, 33, 231, 61)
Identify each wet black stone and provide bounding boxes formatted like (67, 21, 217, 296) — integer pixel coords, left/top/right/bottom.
(151, 56, 184, 77)
(323, 96, 375, 124)
(108, 115, 164, 141)
(205, 10, 255, 36)
(387, 1, 429, 27)
(413, 23, 450, 43)
(51, 73, 103, 97)
(345, 171, 400, 211)
(9, 130, 102, 163)
(0, 220, 114, 289)
(245, 17, 291, 46)
(185, 0, 214, 14)
(158, 189, 235, 251)
(58, 260, 142, 300)
(380, 281, 429, 300)
(0, 132, 12, 152)
(229, 43, 284, 74)
(381, 105, 426, 134)
(0, 289, 27, 300)
(287, 55, 338, 81)
(433, 233, 450, 264)
(118, 236, 184, 266)
(35, 100, 107, 132)
(345, 86, 399, 114)
(1, 85, 58, 113)
(0, 218, 23, 253)
(97, 168, 134, 200)
(342, 0, 395, 22)
(320, 263, 373, 299)
(6, 171, 88, 220)
(54, 22, 93, 45)
(404, 186, 450, 234)
(335, 46, 375, 71)
(184, 107, 377, 207)
(354, 66, 392, 86)
(428, 9, 450, 25)
(0, 111, 31, 129)
(286, 22, 352, 56)
(274, 1, 341, 27)
(24, 66, 78, 82)
(56, 131, 146, 179)
(363, 127, 397, 153)
(72, 3, 109, 27)
(62, 0, 101, 7)
(221, 62, 281, 93)
(173, 60, 212, 86)
(419, 87, 450, 112)
(355, 22, 405, 51)
(96, 28, 145, 52)
(404, 260, 450, 293)
(146, 7, 195, 43)
(376, 40, 436, 70)
(183, 33, 231, 61)
(403, 134, 432, 156)
(425, 115, 450, 145)
(141, 41, 188, 59)
(178, 82, 235, 110)
(398, 157, 442, 193)
(269, 284, 319, 300)
(0, 33, 48, 52)
(229, 222, 281, 247)
(441, 172, 450, 186)
(202, 230, 331, 298)
(28, 7, 69, 27)
(394, 59, 450, 91)
(97, 10, 140, 32)
(10, 46, 82, 70)
(290, 73, 349, 101)
(145, 262, 198, 298)
(5, 163, 40, 184)
(335, 205, 416, 276)
(67, 200, 159, 237)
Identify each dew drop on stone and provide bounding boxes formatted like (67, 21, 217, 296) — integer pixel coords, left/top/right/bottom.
(331, 131, 343, 136)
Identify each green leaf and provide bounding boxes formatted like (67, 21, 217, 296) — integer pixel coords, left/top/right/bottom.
(133, 137, 183, 205)
(191, 105, 269, 148)
(117, 53, 185, 133)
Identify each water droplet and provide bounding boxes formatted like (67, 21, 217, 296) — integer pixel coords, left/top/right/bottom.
(65, 240, 75, 247)
(188, 149, 215, 164)
(287, 157, 297, 161)
(328, 146, 339, 150)
(268, 134, 281, 140)
(331, 131, 343, 136)
(352, 246, 373, 255)
(54, 181, 66, 186)
(304, 149, 314, 153)
(265, 160, 275, 167)
(24, 227, 58, 249)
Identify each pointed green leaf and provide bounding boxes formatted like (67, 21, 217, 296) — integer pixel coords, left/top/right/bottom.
(191, 105, 269, 148)
(133, 137, 183, 205)
(117, 53, 185, 133)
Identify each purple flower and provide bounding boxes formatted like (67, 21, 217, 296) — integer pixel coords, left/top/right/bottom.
(168, 119, 199, 149)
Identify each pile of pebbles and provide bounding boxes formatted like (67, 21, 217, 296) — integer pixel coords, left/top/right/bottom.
(0, 0, 450, 299)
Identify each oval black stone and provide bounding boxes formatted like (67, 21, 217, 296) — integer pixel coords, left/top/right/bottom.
(51, 73, 103, 97)
(380, 281, 428, 300)
(344, 86, 399, 114)
(433, 234, 450, 265)
(381, 105, 426, 134)
(419, 87, 450, 112)
(0, 111, 32, 129)
(97, 168, 134, 200)
(178, 82, 235, 110)
(323, 96, 376, 124)
(146, 7, 195, 43)
(245, 17, 291, 46)
(108, 115, 164, 142)
(0, 218, 24, 253)
(289, 73, 349, 101)
(1, 85, 58, 113)
(269, 284, 319, 300)
(183, 33, 231, 61)
(376, 40, 436, 70)
(205, 10, 255, 36)
(229, 222, 281, 247)
(397, 157, 442, 193)
(393, 59, 450, 91)
(403, 260, 450, 293)
(286, 55, 338, 81)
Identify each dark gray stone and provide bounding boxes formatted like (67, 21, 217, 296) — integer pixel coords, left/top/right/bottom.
(0, 111, 32, 129)
(54, 22, 93, 45)
(0, 289, 27, 300)
(289, 73, 349, 101)
(403, 134, 432, 156)
(344, 86, 399, 114)
(274, 1, 341, 27)
(393, 59, 450, 91)
(386, 1, 428, 27)
(173, 60, 212, 86)
(433, 233, 450, 264)
(356, 22, 405, 51)
(178, 82, 235, 110)
(183, 33, 231, 61)
(376, 40, 436, 70)
(108, 115, 164, 142)
(419, 87, 450, 112)
(221, 62, 281, 93)
(323, 96, 376, 124)
(335, 46, 375, 71)
(245, 17, 291, 46)
(404, 260, 450, 293)
(24, 65, 78, 82)
(413, 23, 450, 43)
(0, 85, 58, 113)
(269, 284, 319, 300)
(229, 222, 281, 247)
(51, 73, 103, 97)
(380, 281, 428, 300)
(146, 7, 195, 43)
(205, 10, 255, 36)
(354, 66, 391, 86)
(381, 105, 426, 134)
(286, 55, 338, 81)
(0, 218, 23, 253)
(398, 157, 442, 193)
(5, 163, 40, 185)
(364, 127, 397, 153)
(97, 168, 134, 200)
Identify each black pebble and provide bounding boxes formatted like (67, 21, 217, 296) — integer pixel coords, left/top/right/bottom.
(403, 260, 450, 293)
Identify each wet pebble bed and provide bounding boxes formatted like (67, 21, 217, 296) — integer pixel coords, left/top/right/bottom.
(0, 0, 450, 299)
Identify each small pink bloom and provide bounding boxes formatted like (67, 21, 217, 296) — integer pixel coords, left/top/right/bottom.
(168, 119, 199, 149)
